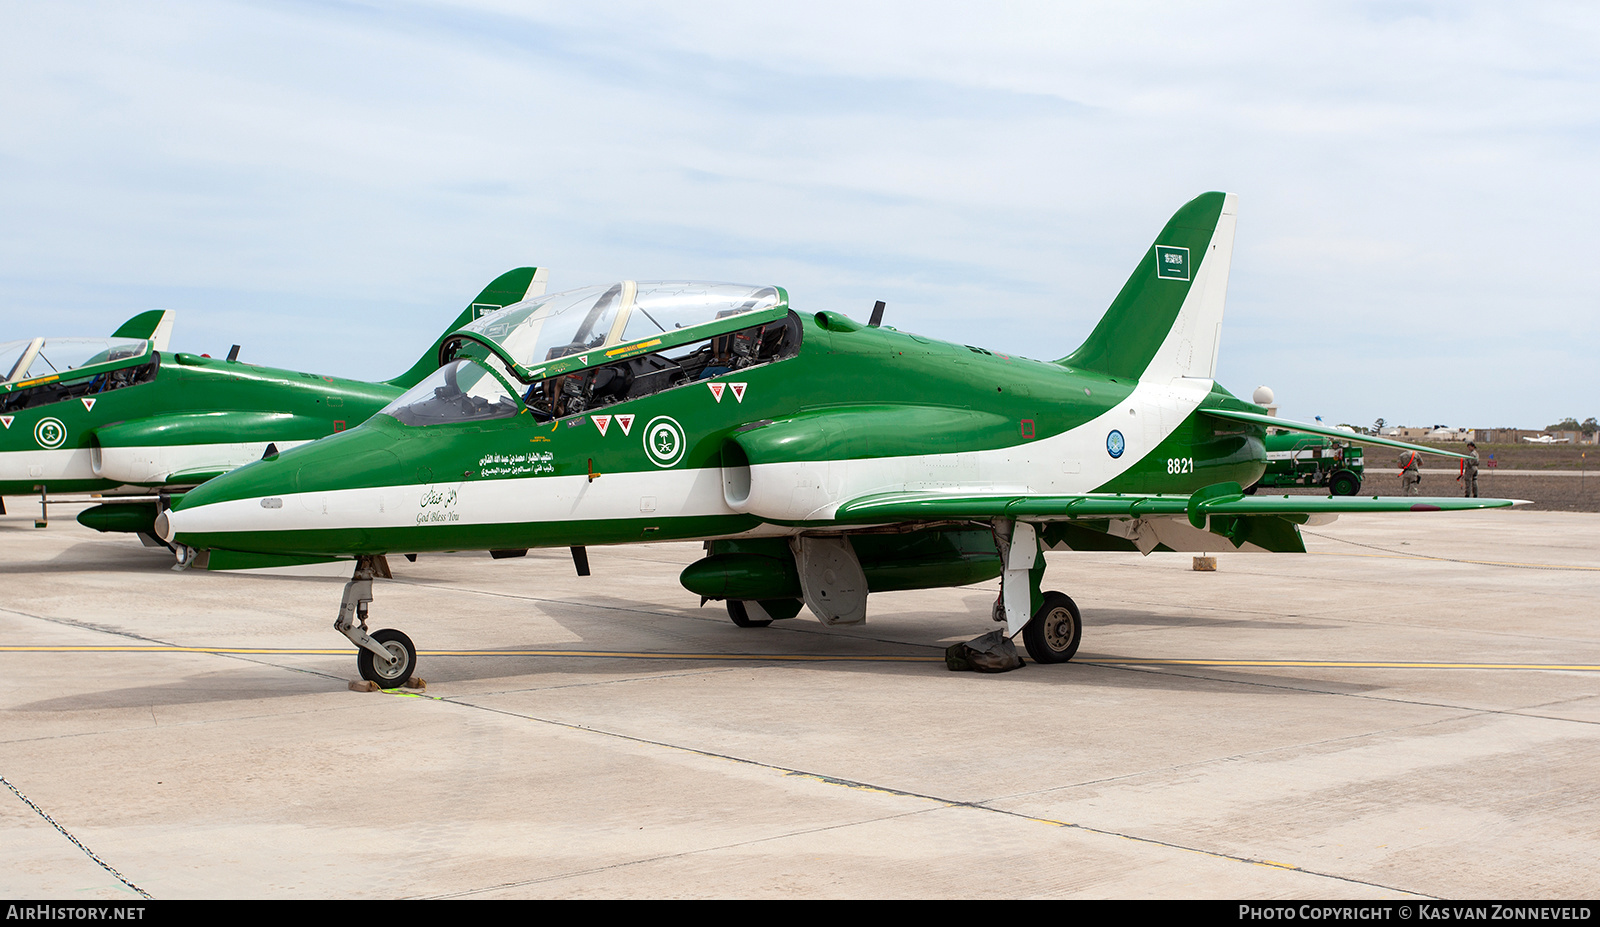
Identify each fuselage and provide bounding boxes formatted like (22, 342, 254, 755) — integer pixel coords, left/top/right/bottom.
(168, 307, 1270, 558)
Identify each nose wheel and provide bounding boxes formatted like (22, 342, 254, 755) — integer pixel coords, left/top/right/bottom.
(357, 628, 417, 687)
(335, 556, 420, 689)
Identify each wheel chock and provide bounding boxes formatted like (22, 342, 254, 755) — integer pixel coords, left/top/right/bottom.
(347, 677, 427, 692)
(1192, 556, 1217, 571)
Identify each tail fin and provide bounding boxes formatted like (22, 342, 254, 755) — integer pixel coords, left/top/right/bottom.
(386, 267, 548, 389)
(1058, 192, 1237, 383)
(112, 309, 174, 351)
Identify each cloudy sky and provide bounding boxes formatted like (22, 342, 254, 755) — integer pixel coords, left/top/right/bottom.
(2, 1, 1595, 428)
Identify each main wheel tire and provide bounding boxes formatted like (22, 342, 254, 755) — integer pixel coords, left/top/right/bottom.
(727, 600, 771, 628)
(357, 628, 417, 688)
(1329, 470, 1361, 496)
(1022, 592, 1082, 664)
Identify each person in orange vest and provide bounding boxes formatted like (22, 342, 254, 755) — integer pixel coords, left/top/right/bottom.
(1458, 441, 1480, 497)
(1400, 449, 1422, 495)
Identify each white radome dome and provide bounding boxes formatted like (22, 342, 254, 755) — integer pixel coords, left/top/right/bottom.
(1252, 386, 1275, 406)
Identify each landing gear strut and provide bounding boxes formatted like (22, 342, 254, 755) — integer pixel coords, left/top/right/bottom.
(993, 518, 1084, 665)
(336, 555, 417, 688)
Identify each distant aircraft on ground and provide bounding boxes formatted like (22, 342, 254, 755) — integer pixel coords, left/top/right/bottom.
(161, 193, 1508, 687)
(1, 268, 546, 541)
(1522, 435, 1570, 444)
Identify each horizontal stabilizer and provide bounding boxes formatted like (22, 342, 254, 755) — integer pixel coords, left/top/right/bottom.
(1201, 408, 1476, 461)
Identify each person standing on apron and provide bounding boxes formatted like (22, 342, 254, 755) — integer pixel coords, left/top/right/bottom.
(1459, 442, 1480, 497)
(1401, 449, 1422, 495)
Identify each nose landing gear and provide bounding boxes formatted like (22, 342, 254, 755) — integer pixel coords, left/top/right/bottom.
(336, 555, 420, 689)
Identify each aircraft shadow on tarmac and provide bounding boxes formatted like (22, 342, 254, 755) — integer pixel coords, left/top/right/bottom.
(11, 667, 348, 713)
(0, 540, 186, 575)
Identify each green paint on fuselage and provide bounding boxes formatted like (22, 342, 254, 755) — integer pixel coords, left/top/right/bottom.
(0, 352, 399, 495)
(2, 267, 543, 501)
(173, 306, 1274, 559)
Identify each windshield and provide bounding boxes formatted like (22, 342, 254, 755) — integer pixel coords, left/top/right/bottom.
(380, 359, 520, 426)
(2, 337, 149, 383)
(458, 281, 781, 369)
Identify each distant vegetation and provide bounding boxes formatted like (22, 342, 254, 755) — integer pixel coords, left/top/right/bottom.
(1546, 417, 1598, 434)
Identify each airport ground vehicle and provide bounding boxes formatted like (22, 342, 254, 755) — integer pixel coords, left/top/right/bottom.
(1251, 432, 1364, 496)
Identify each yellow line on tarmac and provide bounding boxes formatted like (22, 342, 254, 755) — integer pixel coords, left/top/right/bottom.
(9, 647, 1598, 671)
(1082, 657, 1600, 672)
(0, 645, 938, 663)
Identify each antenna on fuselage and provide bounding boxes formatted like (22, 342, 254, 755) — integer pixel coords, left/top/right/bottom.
(868, 300, 886, 327)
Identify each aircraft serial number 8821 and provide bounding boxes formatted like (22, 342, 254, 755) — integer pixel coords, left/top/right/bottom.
(161, 193, 1508, 687)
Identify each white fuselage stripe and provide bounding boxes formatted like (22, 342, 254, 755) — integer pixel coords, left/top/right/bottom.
(169, 381, 1213, 537)
(0, 441, 308, 489)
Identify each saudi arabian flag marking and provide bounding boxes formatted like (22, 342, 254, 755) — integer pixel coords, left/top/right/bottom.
(1156, 245, 1190, 281)
(35, 417, 67, 449)
(644, 416, 686, 467)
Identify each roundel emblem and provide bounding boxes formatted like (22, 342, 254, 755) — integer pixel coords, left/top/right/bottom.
(34, 417, 67, 449)
(1106, 429, 1125, 459)
(643, 415, 686, 468)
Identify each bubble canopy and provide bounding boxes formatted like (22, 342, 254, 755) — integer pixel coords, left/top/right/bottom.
(444, 281, 788, 381)
(2, 337, 151, 385)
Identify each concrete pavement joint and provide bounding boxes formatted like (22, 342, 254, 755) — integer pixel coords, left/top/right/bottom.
(1088, 660, 1600, 727)
(386, 686, 1422, 897)
(1, 773, 152, 899)
(1304, 530, 1600, 570)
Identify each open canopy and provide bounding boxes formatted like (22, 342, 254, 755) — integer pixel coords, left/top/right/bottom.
(449, 281, 786, 380)
(1, 337, 151, 385)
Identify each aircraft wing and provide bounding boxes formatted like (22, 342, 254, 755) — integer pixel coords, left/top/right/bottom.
(1199, 407, 1475, 460)
(834, 488, 1516, 525)
(833, 485, 1518, 555)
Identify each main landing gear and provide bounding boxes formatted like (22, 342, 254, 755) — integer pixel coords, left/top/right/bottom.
(337, 555, 419, 688)
(1021, 591, 1082, 664)
(993, 519, 1084, 665)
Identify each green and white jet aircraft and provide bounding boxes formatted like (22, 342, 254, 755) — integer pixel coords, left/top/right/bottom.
(1, 267, 547, 540)
(161, 193, 1509, 687)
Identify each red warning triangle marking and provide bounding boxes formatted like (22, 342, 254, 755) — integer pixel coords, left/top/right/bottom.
(591, 414, 611, 436)
(81, 397, 96, 411)
(616, 414, 634, 436)
(0, 415, 11, 430)
(708, 382, 725, 402)
(729, 383, 746, 403)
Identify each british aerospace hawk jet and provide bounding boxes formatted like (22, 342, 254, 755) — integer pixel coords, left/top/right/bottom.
(160, 193, 1506, 687)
